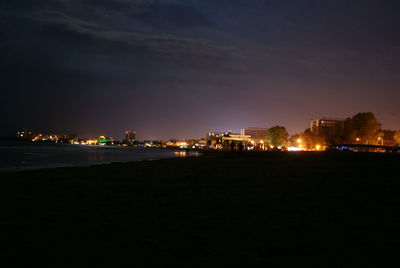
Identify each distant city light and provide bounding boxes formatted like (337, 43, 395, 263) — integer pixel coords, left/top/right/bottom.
(288, 147, 302, 151)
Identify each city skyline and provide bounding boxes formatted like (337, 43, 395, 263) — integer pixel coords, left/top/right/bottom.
(10, 112, 400, 141)
(14, 110, 400, 151)
(2, 1, 400, 140)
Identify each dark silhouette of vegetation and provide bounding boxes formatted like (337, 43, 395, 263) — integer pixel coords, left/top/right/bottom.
(293, 112, 385, 148)
(343, 112, 382, 144)
(394, 130, 400, 145)
(266, 126, 289, 148)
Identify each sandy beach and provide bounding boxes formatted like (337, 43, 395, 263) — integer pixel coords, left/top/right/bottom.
(1, 151, 399, 264)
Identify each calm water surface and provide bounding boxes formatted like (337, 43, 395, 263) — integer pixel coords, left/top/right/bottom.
(0, 141, 198, 172)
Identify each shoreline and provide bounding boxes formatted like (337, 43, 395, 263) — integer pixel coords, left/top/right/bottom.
(1, 151, 400, 262)
(0, 145, 202, 173)
(2, 152, 202, 174)
(1, 149, 395, 174)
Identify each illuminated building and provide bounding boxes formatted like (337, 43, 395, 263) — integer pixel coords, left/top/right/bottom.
(143, 140, 162, 148)
(241, 128, 268, 143)
(32, 134, 43, 141)
(310, 117, 346, 133)
(197, 139, 208, 148)
(206, 131, 251, 150)
(125, 130, 136, 143)
(165, 140, 188, 148)
(85, 139, 97, 145)
(221, 133, 251, 151)
(97, 136, 111, 145)
(17, 129, 34, 140)
(206, 132, 227, 139)
(206, 132, 229, 149)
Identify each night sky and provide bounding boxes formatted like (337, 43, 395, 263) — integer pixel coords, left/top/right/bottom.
(1, 0, 400, 140)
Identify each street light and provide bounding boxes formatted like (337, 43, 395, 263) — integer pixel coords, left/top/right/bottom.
(296, 138, 303, 149)
(260, 140, 265, 150)
(378, 137, 383, 146)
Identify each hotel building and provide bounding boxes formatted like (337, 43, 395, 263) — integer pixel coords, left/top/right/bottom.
(241, 128, 268, 143)
(310, 117, 346, 133)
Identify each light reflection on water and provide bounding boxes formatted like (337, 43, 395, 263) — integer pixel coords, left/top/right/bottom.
(174, 151, 201, 157)
(0, 141, 201, 172)
(88, 149, 105, 162)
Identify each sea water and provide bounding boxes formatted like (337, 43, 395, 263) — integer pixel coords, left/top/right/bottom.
(0, 141, 198, 172)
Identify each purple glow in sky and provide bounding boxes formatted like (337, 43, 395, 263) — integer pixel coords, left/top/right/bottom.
(1, 0, 399, 140)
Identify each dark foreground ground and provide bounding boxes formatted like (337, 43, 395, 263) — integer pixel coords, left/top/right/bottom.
(1, 151, 399, 265)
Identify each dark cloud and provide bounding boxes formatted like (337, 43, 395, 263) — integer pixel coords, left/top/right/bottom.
(1, 0, 400, 139)
(135, 3, 213, 29)
(26, 8, 223, 59)
(79, 0, 136, 11)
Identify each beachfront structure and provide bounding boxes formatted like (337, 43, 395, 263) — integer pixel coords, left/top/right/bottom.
(165, 140, 188, 148)
(97, 136, 111, 145)
(206, 131, 251, 150)
(221, 133, 251, 151)
(206, 132, 227, 139)
(310, 117, 346, 133)
(241, 128, 268, 143)
(17, 129, 34, 140)
(206, 132, 230, 149)
(197, 139, 208, 148)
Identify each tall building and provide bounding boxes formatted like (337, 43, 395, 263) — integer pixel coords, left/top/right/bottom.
(125, 130, 136, 143)
(241, 128, 268, 142)
(310, 117, 346, 132)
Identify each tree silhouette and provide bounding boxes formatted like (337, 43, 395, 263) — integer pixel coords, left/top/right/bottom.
(266, 126, 289, 148)
(344, 112, 382, 144)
